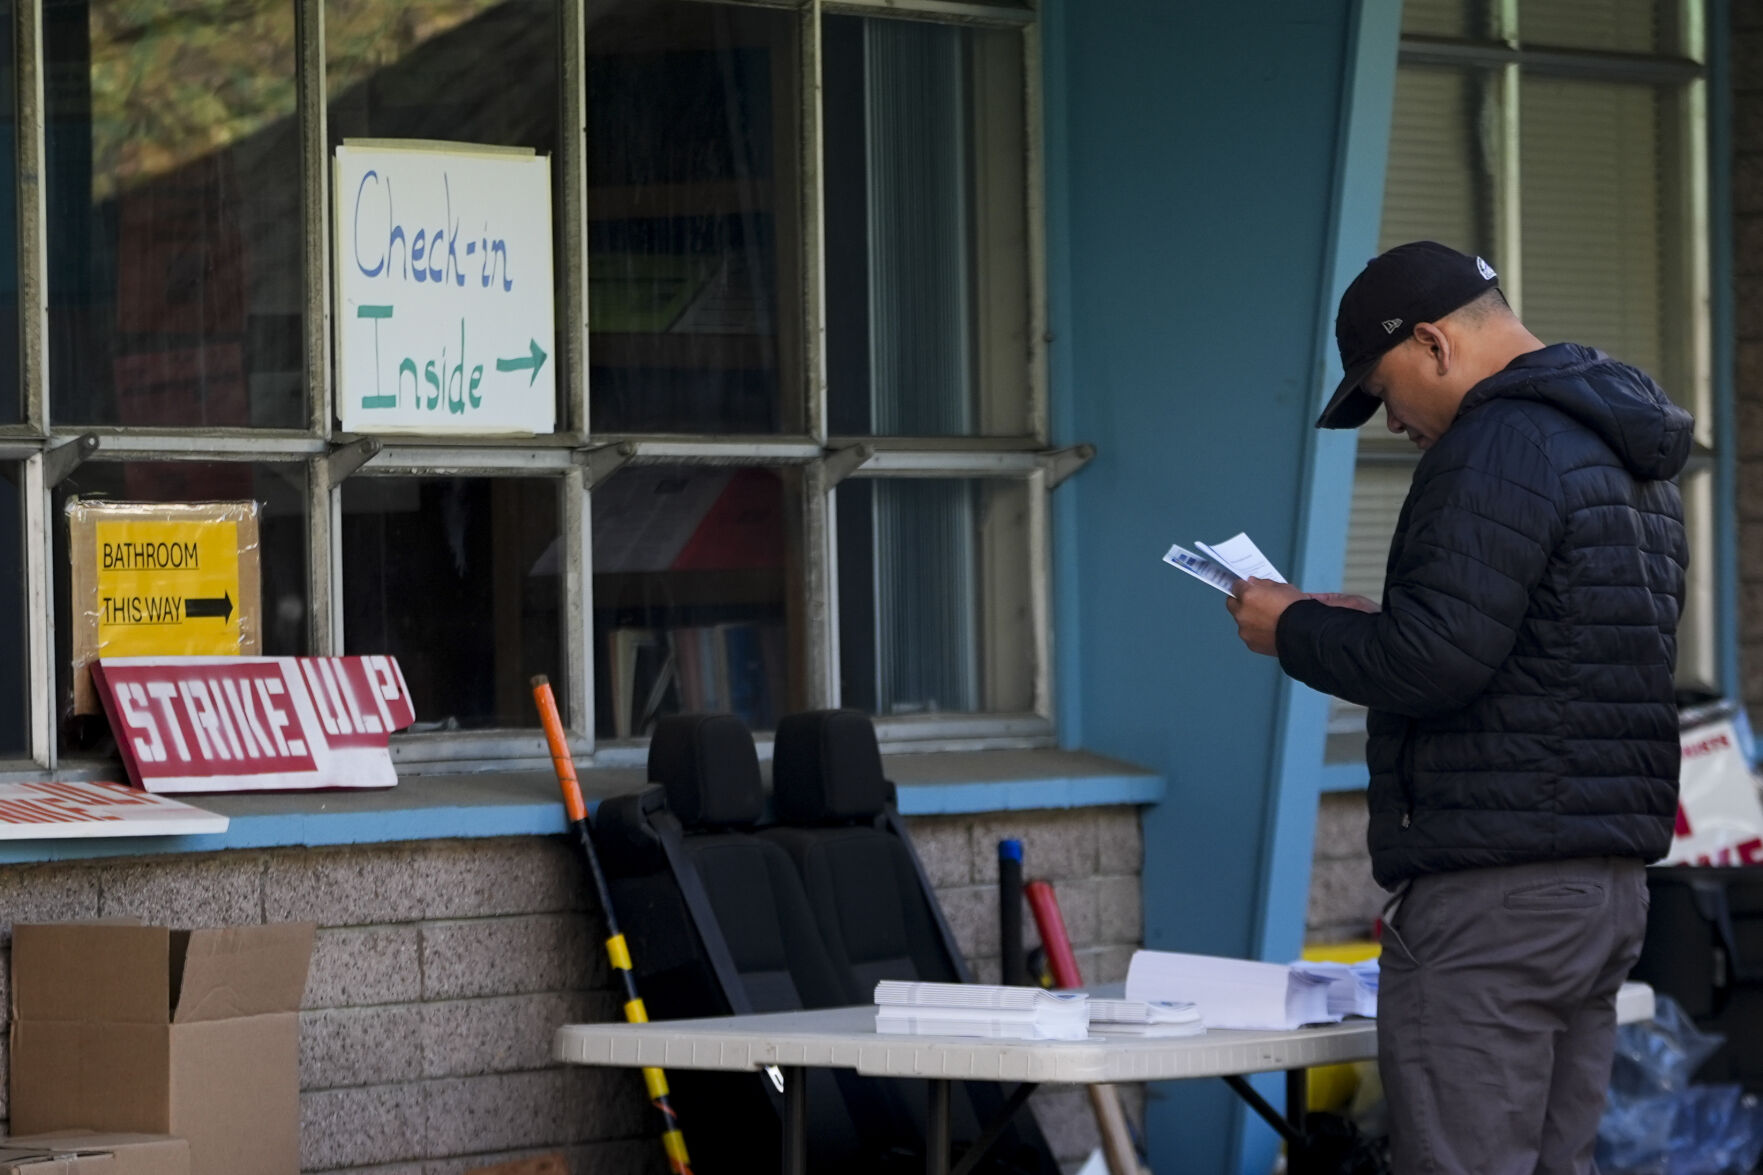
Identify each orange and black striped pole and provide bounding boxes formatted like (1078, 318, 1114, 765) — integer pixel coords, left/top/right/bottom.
(532, 676, 691, 1175)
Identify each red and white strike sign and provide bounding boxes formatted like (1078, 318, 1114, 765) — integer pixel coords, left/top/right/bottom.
(91, 655, 416, 793)
(0, 780, 228, 838)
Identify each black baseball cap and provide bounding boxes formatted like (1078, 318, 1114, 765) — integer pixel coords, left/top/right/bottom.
(1316, 241, 1501, 429)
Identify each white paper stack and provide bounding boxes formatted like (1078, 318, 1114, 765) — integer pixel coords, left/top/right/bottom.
(873, 980, 1090, 1041)
(1124, 951, 1335, 1030)
(1087, 997, 1205, 1038)
(1289, 959, 1380, 1019)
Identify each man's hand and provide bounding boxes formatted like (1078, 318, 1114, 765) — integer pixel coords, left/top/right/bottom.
(1225, 578, 1306, 656)
(1307, 592, 1380, 613)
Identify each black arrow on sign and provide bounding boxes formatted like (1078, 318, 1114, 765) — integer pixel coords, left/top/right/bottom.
(184, 592, 233, 622)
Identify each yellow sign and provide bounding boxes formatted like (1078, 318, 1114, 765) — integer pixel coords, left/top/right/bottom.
(67, 499, 262, 714)
(93, 520, 242, 657)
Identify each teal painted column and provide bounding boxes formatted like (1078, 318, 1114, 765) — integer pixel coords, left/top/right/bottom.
(1043, 1, 1399, 1171)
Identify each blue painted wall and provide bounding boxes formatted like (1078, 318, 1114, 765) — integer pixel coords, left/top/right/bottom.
(1044, 1, 1399, 1170)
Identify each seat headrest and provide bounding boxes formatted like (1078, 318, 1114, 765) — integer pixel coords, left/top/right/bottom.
(772, 709, 891, 824)
(647, 714, 764, 828)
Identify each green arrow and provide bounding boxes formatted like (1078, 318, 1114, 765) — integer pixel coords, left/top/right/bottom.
(496, 339, 548, 386)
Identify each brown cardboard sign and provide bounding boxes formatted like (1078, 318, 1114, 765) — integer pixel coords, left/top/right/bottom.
(66, 500, 262, 715)
(1, 1134, 188, 1175)
(9, 922, 313, 1175)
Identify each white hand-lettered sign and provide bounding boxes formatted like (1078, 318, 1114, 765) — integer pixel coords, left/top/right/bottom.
(334, 141, 555, 434)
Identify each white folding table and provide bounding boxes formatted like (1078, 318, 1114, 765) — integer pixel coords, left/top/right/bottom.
(556, 981, 1656, 1175)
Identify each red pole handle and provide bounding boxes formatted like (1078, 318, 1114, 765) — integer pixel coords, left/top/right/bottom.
(1024, 879, 1084, 989)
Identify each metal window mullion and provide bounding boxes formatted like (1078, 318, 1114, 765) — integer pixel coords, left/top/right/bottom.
(23, 451, 51, 765)
(17, 0, 45, 434)
(803, 458, 835, 707)
(561, 0, 588, 436)
(1023, 19, 1048, 444)
(367, 446, 579, 474)
(298, 0, 331, 440)
(821, 0, 1032, 30)
(1026, 464, 1050, 720)
(1681, 76, 1713, 435)
(563, 466, 593, 741)
(1496, 60, 1523, 314)
(309, 455, 337, 655)
(856, 449, 1041, 474)
(296, 0, 337, 655)
(800, 0, 838, 707)
(1399, 38, 1703, 84)
(803, 0, 827, 444)
(69, 434, 326, 459)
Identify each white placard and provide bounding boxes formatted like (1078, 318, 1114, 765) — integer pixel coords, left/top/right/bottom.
(334, 141, 555, 434)
(0, 781, 228, 839)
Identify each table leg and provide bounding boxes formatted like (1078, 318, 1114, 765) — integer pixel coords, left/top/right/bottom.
(1286, 1068, 1309, 1172)
(927, 1078, 951, 1175)
(782, 1066, 807, 1175)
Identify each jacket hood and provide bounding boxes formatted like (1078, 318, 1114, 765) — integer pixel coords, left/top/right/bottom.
(1457, 343, 1693, 481)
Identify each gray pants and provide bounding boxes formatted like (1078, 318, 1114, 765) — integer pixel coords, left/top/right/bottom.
(1378, 856, 1649, 1175)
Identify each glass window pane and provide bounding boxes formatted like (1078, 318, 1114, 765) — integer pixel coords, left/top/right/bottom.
(0, 463, 25, 754)
(837, 478, 1032, 716)
(342, 477, 562, 731)
(47, 0, 304, 429)
(825, 17, 1030, 438)
(1520, 0, 1666, 53)
(585, 1, 802, 435)
(591, 465, 799, 738)
(1678, 467, 1714, 690)
(328, 0, 558, 151)
(1520, 79, 1667, 384)
(52, 460, 309, 754)
(1379, 67, 1495, 259)
(1401, 0, 1493, 38)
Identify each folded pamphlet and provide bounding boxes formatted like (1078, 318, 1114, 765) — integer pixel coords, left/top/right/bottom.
(1290, 959, 1380, 1020)
(1163, 532, 1286, 598)
(1087, 997, 1205, 1038)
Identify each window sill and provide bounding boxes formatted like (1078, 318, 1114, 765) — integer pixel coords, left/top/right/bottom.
(0, 748, 1164, 865)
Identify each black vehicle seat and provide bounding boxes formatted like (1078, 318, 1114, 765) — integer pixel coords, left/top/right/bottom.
(591, 713, 914, 1174)
(761, 708, 1062, 1175)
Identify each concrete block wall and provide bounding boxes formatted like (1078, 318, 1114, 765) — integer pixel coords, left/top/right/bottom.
(1304, 792, 1383, 945)
(0, 804, 1145, 1175)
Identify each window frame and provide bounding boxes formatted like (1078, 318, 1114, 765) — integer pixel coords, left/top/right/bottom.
(4, 0, 1065, 774)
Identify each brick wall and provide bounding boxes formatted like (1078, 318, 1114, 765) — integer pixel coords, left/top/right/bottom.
(1736, 5, 1763, 714)
(0, 805, 1144, 1175)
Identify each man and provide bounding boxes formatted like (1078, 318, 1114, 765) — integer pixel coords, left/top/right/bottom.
(1227, 241, 1690, 1175)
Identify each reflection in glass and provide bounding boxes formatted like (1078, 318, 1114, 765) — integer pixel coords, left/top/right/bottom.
(47, 0, 304, 428)
(342, 478, 562, 730)
(586, 1, 800, 434)
(838, 478, 1031, 716)
(328, 1, 558, 150)
(825, 16, 1028, 437)
(51, 460, 309, 754)
(592, 465, 796, 737)
(0, 465, 24, 754)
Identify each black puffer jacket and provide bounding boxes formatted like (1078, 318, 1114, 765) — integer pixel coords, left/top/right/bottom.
(1277, 344, 1691, 888)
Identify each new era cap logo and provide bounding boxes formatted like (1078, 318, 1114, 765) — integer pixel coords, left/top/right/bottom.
(1477, 257, 1496, 280)
(1382, 318, 1403, 334)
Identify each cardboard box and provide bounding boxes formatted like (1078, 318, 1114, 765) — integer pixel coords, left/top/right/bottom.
(0, 1133, 189, 1175)
(9, 923, 314, 1175)
(66, 499, 263, 714)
